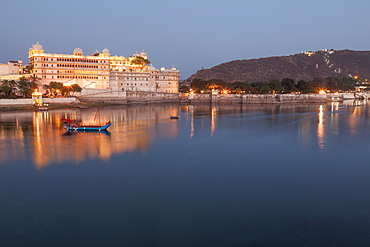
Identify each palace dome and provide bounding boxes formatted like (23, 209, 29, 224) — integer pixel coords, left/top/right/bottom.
(140, 49, 147, 56)
(102, 47, 110, 54)
(30, 41, 43, 50)
(74, 48, 83, 53)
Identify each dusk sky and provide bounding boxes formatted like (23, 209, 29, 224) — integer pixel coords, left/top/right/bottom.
(1, 0, 370, 79)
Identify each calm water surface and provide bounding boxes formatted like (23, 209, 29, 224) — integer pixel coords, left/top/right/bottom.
(1, 102, 370, 246)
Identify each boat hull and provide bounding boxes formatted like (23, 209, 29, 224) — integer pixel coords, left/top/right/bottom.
(62, 122, 112, 131)
(64, 130, 111, 136)
(61, 121, 112, 131)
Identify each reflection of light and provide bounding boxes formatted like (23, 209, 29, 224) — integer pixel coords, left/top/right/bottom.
(348, 104, 361, 134)
(317, 105, 325, 149)
(0, 106, 181, 169)
(331, 102, 339, 112)
(211, 106, 216, 136)
(190, 105, 194, 138)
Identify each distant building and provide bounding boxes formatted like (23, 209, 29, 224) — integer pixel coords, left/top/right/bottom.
(28, 42, 180, 93)
(0, 60, 24, 80)
(303, 51, 315, 56)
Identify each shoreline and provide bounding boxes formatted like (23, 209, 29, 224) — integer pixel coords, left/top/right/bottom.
(0, 91, 366, 112)
(0, 102, 123, 112)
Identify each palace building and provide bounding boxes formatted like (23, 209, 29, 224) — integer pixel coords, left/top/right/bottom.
(28, 42, 180, 93)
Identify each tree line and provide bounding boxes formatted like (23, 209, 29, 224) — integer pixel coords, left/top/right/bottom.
(182, 77, 358, 94)
(0, 77, 82, 99)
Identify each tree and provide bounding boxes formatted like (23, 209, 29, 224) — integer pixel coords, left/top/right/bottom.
(190, 79, 208, 93)
(281, 78, 296, 93)
(179, 85, 190, 93)
(28, 73, 41, 88)
(207, 79, 227, 91)
(23, 65, 33, 74)
(0, 84, 12, 98)
(70, 84, 82, 95)
(267, 78, 282, 92)
(312, 77, 325, 92)
(17, 77, 37, 97)
(43, 84, 51, 96)
(130, 56, 151, 69)
(250, 81, 267, 93)
(296, 80, 315, 93)
(230, 81, 253, 93)
(260, 85, 272, 93)
(61, 86, 70, 96)
(0, 80, 17, 98)
(49, 81, 64, 96)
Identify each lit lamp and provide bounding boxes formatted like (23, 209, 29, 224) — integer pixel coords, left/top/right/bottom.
(32, 89, 43, 105)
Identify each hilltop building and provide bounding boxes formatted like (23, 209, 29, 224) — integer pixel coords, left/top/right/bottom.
(28, 42, 180, 93)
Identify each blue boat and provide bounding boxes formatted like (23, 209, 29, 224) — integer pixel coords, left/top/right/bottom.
(61, 119, 112, 131)
(63, 130, 111, 136)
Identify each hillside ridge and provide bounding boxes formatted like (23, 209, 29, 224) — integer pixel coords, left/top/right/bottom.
(187, 49, 370, 83)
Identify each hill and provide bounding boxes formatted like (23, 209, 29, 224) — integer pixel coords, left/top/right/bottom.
(187, 49, 370, 83)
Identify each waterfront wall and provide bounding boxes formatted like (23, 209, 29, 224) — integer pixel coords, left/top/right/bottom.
(0, 99, 33, 106)
(330, 92, 370, 100)
(242, 94, 327, 104)
(78, 88, 128, 104)
(0, 97, 79, 106)
(43, 98, 80, 104)
(78, 88, 179, 104)
(126, 91, 179, 104)
(76, 88, 367, 104)
(2, 92, 368, 107)
(188, 93, 328, 104)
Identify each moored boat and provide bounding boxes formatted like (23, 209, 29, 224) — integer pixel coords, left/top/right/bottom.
(61, 119, 112, 131)
(34, 104, 48, 111)
(63, 129, 111, 136)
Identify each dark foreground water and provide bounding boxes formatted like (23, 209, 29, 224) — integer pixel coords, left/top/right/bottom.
(1, 101, 370, 246)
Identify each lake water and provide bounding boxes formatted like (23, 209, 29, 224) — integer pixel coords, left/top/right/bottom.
(1, 102, 370, 246)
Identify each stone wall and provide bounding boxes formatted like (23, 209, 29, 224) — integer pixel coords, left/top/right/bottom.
(78, 89, 127, 104)
(126, 91, 179, 103)
(188, 93, 328, 104)
(43, 98, 80, 104)
(0, 97, 79, 106)
(80, 88, 123, 97)
(0, 99, 33, 106)
(188, 93, 211, 103)
(77, 89, 179, 104)
(242, 94, 327, 104)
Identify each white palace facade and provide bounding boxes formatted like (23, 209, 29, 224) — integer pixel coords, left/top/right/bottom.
(28, 42, 180, 93)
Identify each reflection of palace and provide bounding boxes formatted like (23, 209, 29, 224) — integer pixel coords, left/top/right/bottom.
(0, 105, 179, 169)
(2, 102, 369, 168)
